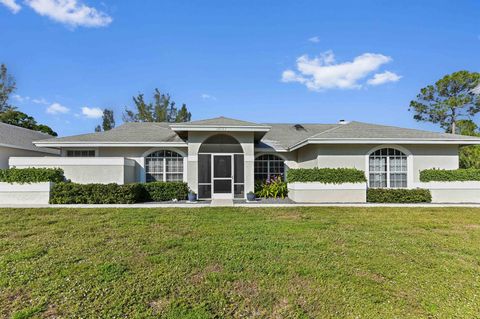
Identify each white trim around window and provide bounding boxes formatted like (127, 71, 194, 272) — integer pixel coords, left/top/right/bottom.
(365, 145, 413, 188)
(142, 148, 187, 183)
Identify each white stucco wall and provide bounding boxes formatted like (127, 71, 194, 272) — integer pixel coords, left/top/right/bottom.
(0, 146, 58, 169)
(93, 147, 188, 183)
(295, 144, 459, 187)
(0, 182, 52, 204)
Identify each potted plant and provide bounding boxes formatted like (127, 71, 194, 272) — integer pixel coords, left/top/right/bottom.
(188, 190, 197, 202)
(247, 191, 256, 202)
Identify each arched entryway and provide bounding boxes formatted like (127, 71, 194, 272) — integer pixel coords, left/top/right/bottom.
(198, 134, 244, 199)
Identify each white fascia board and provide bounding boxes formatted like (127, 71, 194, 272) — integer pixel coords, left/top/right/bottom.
(0, 143, 60, 155)
(33, 142, 188, 148)
(289, 138, 480, 151)
(254, 147, 288, 153)
(170, 125, 271, 132)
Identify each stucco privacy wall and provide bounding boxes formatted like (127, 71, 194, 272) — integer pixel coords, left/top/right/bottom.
(288, 182, 366, 203)
(296, 144, 459, 184)
(0, 182, 52, 204)
(9, 157, 135, 184)
(0, 146, 55, 169)
(187, 131, 255, 195)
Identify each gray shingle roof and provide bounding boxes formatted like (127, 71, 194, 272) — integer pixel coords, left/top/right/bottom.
(258, 123, 338, 150)
(35, 117, 480, 149)
(308, 121, 479, 140)
(0, 122, 58, 153)
(37, 122, 185, 143)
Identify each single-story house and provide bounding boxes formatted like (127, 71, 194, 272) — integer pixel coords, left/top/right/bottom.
(8, 116, 480, 200)
(0, 122, 59, 169)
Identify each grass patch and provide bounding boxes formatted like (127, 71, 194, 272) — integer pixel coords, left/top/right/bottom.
(0, 207, 480, 317)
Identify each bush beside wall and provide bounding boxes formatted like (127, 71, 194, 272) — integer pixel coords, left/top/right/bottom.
(50, 183, 144, 204)
(0, 167, 65, 184)
(287, 168, 366, 184)
(49, 181, 189, 204)
(420, 168, 480, 182)
(142, 182, 189, 202)
(367, 188, 431, 203)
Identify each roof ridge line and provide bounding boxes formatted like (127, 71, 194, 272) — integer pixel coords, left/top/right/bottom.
(286, 123, 347, 150)
(307, 123, 347, 139)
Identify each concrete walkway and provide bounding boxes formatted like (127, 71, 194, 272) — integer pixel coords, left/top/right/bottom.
(2, 202, 480, 208)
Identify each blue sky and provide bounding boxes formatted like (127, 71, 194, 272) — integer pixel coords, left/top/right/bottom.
(1, 0, 479, 136)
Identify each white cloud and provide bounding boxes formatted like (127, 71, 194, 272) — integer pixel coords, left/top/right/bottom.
(12, 94, 29, 102)
(25, 0, 112, 28)
(46, 102, 69, 114)
(308, 36, 320, 43)
(281, 50, 399, 91)
(81, 106, 103, 118)
(0, 0, 21, 13)
(367, 71, 402, 86)
(201, 93, 217, 100)
(32, 97, 49, 105)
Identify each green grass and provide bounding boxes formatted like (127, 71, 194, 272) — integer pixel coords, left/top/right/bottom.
(1, 207, 480, 318)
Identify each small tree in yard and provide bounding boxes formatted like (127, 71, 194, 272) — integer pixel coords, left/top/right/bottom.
(409, 70, 480, 134)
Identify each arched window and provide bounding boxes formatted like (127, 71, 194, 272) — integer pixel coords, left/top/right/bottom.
(369, 148, 407, 188)
(145, 150, 183, 182)
(254, 154, 285, 181)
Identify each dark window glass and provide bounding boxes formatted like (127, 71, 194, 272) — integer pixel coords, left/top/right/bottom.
(234, 184, 244, 198)
(198, 154, 211, 184)
(213, 156, 231, 178)
(198, 185, 211, 199)
(234, 154, 244, 183)
(254, 154, 285, 181)
(66, 150, 95, 157)
(214, 180, 231, 193)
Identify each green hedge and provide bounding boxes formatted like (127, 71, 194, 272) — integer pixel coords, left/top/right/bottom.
(420, 168, 480, 182)
(0, 167, 65, 184)
(50, 183, 144, 204)
(367, 188, 431, 203)
(142, 182, 189, 202)
(49, 181, 189, 204)
(287, 168, 366, 184)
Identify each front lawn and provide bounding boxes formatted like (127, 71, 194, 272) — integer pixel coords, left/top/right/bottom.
(1, 207, 479, 318)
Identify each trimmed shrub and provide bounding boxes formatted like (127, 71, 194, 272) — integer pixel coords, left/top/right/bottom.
(287, 168, 366, 184)
(255, 176, 288, 199)
(367, 188, 431, 203)
(142, 182, 189, 202)
(420, 168, 480, 182)
(50, 183, 144, 204)
(0, 167, 65, 184)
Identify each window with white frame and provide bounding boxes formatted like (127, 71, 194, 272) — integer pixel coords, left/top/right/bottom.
(254, 154, 285, 181)
(369, 148, 407, 188)
(66, 150, 95, 157)
(145, 150, 183, 182)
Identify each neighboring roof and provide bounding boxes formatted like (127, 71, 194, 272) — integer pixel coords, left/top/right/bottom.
(34, 117, 480, 150)
(35, 122, 186, 147)
(0, 122, 58, 154)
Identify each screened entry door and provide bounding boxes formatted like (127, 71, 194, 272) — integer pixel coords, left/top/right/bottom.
(212, 155, 233, 199)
